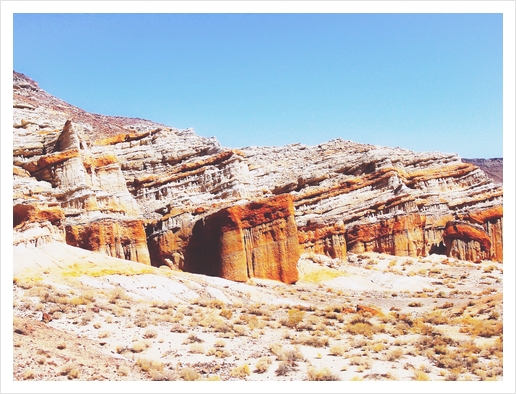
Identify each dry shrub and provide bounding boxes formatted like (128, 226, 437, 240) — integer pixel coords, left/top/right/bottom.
(233, 325, 247, 336)
(254, 357, 272, 373)
(56, 341, 67, 350)
(189, 343, 205, 354)
(412, 369, 430, 381)
(117, 365, 130, 376)
(423, 310, 448, 325)
(131, 340, 150, 353)
(286, 308, 305, 329)
(220, 308, 233, 319)
(170, 323, 187, 333)
(108, 287, 129, 304)
(344, 316, 378, 339)
(184, 333, 203, 343)
(98, 330, 111, 339)
(248, 303, 270, 317)
(206, 348, 231, 358)
(458, 316, 503, 338)
(180, 367, 201, 381)
(59, 362, 80, 379)
(292, 334, 329, 348)
(22, 369, 36, 379)
(214, 339, 226, 348)
(230, 363, 250, 378)
(385, 347, 404, 361)
(143, 329, 158, 339)
(136, 358, 164, 373)
(275, 361, 292, 376)
(307, 367, 340, 381)
(269, 342, 284, 359)
(329, 344, 346, 356)
(211, 320, 232, 333)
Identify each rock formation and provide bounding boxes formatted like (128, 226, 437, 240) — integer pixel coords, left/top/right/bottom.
(12, 71, 504, 283)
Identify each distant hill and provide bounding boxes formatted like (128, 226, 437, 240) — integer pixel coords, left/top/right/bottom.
(462, 158, 503, 184)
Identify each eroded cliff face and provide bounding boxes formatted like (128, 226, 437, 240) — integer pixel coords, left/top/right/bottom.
(184, 195, 300, 283)
(12, 71, 504, 283)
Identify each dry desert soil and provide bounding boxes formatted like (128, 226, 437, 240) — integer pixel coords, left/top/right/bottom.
(11, 244, 504, 385)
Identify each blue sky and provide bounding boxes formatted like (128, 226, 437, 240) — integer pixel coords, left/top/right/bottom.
(13, 13, 503, 158)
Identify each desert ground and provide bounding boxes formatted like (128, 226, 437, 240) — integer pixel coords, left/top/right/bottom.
(12, 242, 503, 385)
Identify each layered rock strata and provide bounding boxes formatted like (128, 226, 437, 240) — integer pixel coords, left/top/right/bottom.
(184, 195, 300, 283)
(12, 71, 504, 284)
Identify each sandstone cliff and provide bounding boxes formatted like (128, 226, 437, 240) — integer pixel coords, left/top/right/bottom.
(12, 71, 504, 283)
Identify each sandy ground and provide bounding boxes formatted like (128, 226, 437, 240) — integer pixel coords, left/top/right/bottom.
(8, 241, 505, 390)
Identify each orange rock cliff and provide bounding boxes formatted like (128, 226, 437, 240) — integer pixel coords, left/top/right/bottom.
(12, 71, 503, 283)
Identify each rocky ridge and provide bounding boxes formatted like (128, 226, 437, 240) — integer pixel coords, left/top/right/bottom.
(12, 71, 504, 284)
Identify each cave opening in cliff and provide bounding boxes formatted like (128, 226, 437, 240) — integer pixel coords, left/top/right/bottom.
(429, 241, 447, 255)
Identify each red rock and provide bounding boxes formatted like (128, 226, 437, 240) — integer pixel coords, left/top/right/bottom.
(184, 195, 300, 283)
(65, 219, 151, 265)
(13, 203, 64, 228)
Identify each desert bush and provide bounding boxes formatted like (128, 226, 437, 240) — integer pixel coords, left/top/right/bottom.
(108, 287, 129, 304)
(211, 320, 233, 333)
(275, 361, 292, 376)
(254, 357, 272, 373)
(269, 342, 284, 359)
(384, 348, 403, 363)
(143, 328, 158, 339)
(423, 310, 447, 325)
(206, 348, 231, 358)
(98, 330, 111, 339)
(170, 323, 187, 333)
(59, 362, 80, 379)
(56, 341, 67, 350)
(184, 333, 203, 343)
(131, 340, 150, 353)
(329, 344, 346, 356)
(136, 358, 164, 373)
(220, 308, 233, 319)
(412, 369, 430, 381)
(207, 299, 225, 309)
(189, 343, 205, 354)
(286, 308, 305, 329)
(230, 363, 250, 378)
(214, 339, 226, 348)
(79, 310, 94, 326)
(117, 365, 130, 376)
(292, 334, 329, 348)
(248, 303, 271, 317)
(458, 316, 503, 338)
(180, 367, 201, 381)
(408, 301, 422, 307)
(233, 325, 247, 336)
(307, 367, 340, 381)
(22, 369, 36, 379)
(344, 317, 378, 339)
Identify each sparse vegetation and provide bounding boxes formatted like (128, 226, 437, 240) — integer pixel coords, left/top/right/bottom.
(13, 249, 503, 382)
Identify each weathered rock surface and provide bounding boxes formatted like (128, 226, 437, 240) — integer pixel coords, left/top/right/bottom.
(184, 195, 300, 283)
(12, 71, 504, 284)
(463, 158, 503, 185)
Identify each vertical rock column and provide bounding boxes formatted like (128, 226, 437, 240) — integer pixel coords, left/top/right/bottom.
(185, 195, 300, 283)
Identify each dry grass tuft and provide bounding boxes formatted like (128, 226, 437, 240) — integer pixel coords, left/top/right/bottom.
(307, 367, 340, 381)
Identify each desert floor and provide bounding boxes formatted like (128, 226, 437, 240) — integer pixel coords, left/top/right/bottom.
(12, 242, 503, 384)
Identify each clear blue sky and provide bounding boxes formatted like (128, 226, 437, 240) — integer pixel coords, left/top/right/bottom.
(14, 13, 503, 158)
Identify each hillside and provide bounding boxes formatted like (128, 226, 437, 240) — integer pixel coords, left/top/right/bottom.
(11, 71, 504, 383)
(462, 158, 503, 185)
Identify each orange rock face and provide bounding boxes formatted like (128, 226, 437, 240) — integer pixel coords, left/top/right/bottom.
(184, 195, 300, 283)
(443, 220, 493, 262)
(13, 203, 64, 228)
(346, 213, 427, 257)
(65, 219, 151, 265)
(298, 222, 347, 260)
